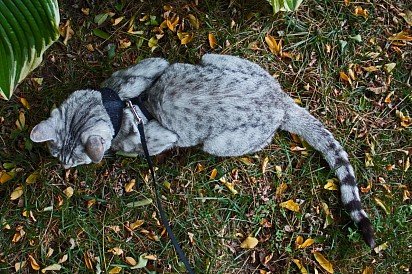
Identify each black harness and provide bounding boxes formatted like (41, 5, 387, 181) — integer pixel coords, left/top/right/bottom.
(99, 87, 195, 274)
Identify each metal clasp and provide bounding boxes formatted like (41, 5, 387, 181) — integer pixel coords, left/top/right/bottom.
(126, 100, 143, 124)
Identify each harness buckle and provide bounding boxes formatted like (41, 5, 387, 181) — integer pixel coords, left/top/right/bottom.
(126, 100, 143, 124)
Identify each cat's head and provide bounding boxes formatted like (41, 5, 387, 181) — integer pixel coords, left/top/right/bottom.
(30, 90, 114, 168)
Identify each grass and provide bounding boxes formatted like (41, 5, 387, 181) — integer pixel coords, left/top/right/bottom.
(1, 0, 411, 273)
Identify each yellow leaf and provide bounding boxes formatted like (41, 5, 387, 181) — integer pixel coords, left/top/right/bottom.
(240, 236, 259, 249)
(295, 235, 304, 245)
(10, 186, 23, 200)
(28, 254, 40, 271)
(125, 256, 137, 266)
(109, 266, 122, 274)
(81, 8, 90, 15)
(313, 252, 334, 274)
(293, 259, 308, 274)
(360, 180, 372, 193)
(388, 31, 412, 42)
(0, 171, 13, 184)
(362, 66, 380, 72)
(41, 264, 62, 272)
(84, 253, 93, 270)
(177, 31, 193, 45)
(220, 177, 238, 195)
(265, 34, 282, 56)
(262, 156, 269, 174)
(187, 14, 200, 29)
(383, 63, 396, 73)
(373, 241, 388, 253)
(208, 33, 217, 49)
(19, 97, 30, 109)
(404, 157, 410, 172)
(343, 0, 350, 6)
(148, 37, 158, 51)
(144, 254, 157, 260)
(26, 172, 39, 184)
(362, 266, 373, 274)
(365, 152, 374, 167)
(209, 168, 218, 180)
(63, 186, 74, 198)
(354, 6, 368, 19)
(59, 20, 74, 45)
(119, 38, 132, 49)
(125, 179, 135, 193)
(130, 219, 145, 230)
(275, 165, 282, 178)
(324, 179, 338, 191)
(109, 247, 124, 256)
(279, 199, 300, 212)
(15, 261, 27, 271)
(195, 163, 205, 172)
(297, 238, 315, 249)
(373, 197, 390, 214)
(275, 182, 288, 198)
(339, 71, 352, 84)
(166, 15, 179, 32)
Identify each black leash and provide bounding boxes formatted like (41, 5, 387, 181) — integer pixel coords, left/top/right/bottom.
(127, 101, 195, 274)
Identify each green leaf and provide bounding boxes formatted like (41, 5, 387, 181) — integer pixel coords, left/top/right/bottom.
(0, 0, 59, 100)
(93, 28, 110, 40)
(284, 0, 304, 11)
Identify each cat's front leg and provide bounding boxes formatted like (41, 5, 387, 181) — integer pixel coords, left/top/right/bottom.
(144, 120, 178, 155)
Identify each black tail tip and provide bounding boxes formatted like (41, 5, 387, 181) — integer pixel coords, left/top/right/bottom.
(358, 217, 376, 248)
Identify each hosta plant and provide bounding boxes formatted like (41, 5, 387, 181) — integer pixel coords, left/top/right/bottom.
(267, 0, 304, 14)
(0, 0, 60, 100)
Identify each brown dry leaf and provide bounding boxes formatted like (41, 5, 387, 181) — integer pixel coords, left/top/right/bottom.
(240, 236, 259, 249)
(362, 266, 374, 274)
(339, 71, 352, 85)
(59, 20, 74, 45)
(297, 238, 315, 249)
(15, 261, 27, 271)
(81, 8, 90, 15)
(374, 242, 388, 253)
(177, 31, 193, 45)
(374, 197, 390, 214)
(109, 266, 122, 274)
(0, 171, 13, 184)
(295, 235, 304, 245)
(19, 97, 30, 109)
(63, 186, 74, 198)
(166, 15, 179, 32)
(208, 33, 217, 49)
(119, 38, 132, 49)
(361, 180, 372, 193)
(396, 110, 412, 128)
(275, 182, 288, 198)
(41, 264, 62, 272)
(195, 163, 205, 172)
(279, 199, 300, 212)
(144, 254, 157, 260)
(125, 179, 135, 193)
(46, 248, 54, 258)
(388, 31, 412, 42)
(314, 252, 334, 274)
(10, 186, 23, 200)
(293, 259, 308, 274)
(354, 6, 368, 19)
(403, 189, 410, 201)
(210, 168, 218, 180)
(58, 254, 68, 264)
(125, 256, 137, 266)
(28, 254, 40, 271)
(113, 16, 124, 26)
(16, 111, 25, 130)
(108, 247, 124, 256)
(324, 179, 338, 191)
(130, 219, 144, 230)
(404, 157, 410, 172)
(220, 177, 238, 195)
(343, 0, 350, 6)
(262, 156, 269, 174)
(265, 34, 282, 56)
(84, 253, 93, 270)
(187, 14, 200, 29)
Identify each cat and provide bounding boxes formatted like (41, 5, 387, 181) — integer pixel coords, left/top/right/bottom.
(30, 54, 375, 248)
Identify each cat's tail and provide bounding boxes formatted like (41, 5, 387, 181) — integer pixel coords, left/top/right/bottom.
(280, 104, 375, 248)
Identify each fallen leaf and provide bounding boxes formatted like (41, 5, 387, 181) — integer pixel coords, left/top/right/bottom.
(400, 10, 412, 25)
(383, 63, 396, 73)
(19, 97, 30, 109)
(177, 31, 193, 45)
(58, 254, 68, 264)
(129, 219, 145, 230)
(275, 182, 288, 198)
(108, 247, 124, 256)
(148, 37, 158, 51)
(240, 236, 259, 249)
(166, 15, 179, 32)
(84, 253, 93, 270)
(113, 16, 124, 26)
(0, 171, 13, 184)
(125, 256, 137, 266)
(130, 254, 149, 269)
(374, 197, 390, 214)
(297, 238, 315, 249)
(373, 242, 388, 253)
(404, 157, 410, 172)
(365, 152, 374, 167)
(119, 38, 131, 49)
(388, 31, 412, 42)
(210, 168, 218, 180)
(208, 33, 217, 49)
(10, 186, 23, 200)
(314, 252, 334, 274)
(293, 259, 308, 274)
(15, 261, 27, 271)
(126, 198, 153, 208)
(362, 266, 373, 274)
(339, 71, 352, 85)
(360, 180, 372, 193)
(63, 187, 74, 198)
(16, 111, 25, 130)
(262, 156, 269, 174)
(187, 14, 200, 29)
(220, 177, 238, 195)
(354, 6, 368, 19)
(109, 266, 122, 274)
(26, 172, 39, 184)
(41, 264, 62, 272)
(324, 179, 338, 191)
(125, 179, 135, 193)
(295, 235, 304, 245)
(59, 20, 74, 45)
(28, 254, 40, 271)
(144, 254, 157, 260)
(279, 199, 300, 212)
(265, 34, 282, 56)
(363, 66, 380, 72)
(81, 8, 90, 15)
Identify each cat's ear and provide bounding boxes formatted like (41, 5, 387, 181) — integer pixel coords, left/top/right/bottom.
(85, 135, 105, 163)
(30, 120, 56, 143)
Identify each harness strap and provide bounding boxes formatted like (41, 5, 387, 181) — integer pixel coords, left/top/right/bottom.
(128, 101, 195, 274)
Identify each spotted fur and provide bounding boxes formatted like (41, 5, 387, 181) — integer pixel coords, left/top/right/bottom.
(31, 54, 375, 247)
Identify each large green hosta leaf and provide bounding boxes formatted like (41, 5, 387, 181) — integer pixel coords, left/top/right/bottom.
(0, 0, 60, 100)
(267, 0, 304, 13)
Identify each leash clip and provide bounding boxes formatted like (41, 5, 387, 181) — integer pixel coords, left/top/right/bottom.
(126, 100, 143, 124)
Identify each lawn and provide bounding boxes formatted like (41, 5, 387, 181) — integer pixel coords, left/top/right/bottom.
(0, 0, 411, 273)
